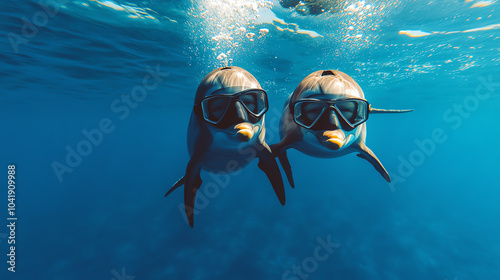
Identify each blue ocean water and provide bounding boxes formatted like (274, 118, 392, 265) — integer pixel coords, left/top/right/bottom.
(1, 0, 499, 279)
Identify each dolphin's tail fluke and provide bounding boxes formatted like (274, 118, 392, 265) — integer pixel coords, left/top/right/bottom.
(370, 108, 414, 114)
(165, 176, 185, 197)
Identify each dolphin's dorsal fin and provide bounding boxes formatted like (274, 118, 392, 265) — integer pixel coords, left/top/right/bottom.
(355, 142, 391, 182)
(370, 108, 414, 114)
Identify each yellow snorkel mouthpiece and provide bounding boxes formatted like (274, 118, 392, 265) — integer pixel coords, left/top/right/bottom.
(235, 123, 254, 142)
(323, 130, 345, 150)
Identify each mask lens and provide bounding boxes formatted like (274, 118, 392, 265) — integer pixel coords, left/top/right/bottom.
(240, 90, 267, 116)
(202, 96, 231, 124)
(336, 100, 368, 126)
(295, 101, 327, 128)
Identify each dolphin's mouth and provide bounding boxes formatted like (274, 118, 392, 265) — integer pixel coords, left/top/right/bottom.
(234, 123, 255, 142)
(309, 130, 346, 150)
(215, 123, 259, 142)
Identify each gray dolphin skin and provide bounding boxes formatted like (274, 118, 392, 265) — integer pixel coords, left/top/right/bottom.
(271, 70, 413, 188)
(165, 66, 285, 227)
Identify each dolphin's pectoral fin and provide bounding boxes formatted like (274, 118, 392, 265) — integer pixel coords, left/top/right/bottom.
(278, 151, 295, 189)
(356, 143, 391, 182)
(270, 134, 299, 188)
(184, 158, 203, 228)
(269, 143, 283, 157)
(165, 176, 185, 197)
(270, 133, 299, 157)
(257, 144, 286, 205)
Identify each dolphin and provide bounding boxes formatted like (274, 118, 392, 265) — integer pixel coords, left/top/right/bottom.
(271, 70, 413, 188)
(166, 66, 285, 227)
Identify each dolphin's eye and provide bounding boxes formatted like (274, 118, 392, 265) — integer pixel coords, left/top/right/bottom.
(204, 96, 231, 123)
(240, 92, 257, 112)
(240, 90, 268, 116)
(336, 101, 356, 121)
(295, 101, 327, 128)
(335, 100, 368, 126)
(304, 103, 324, 121)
